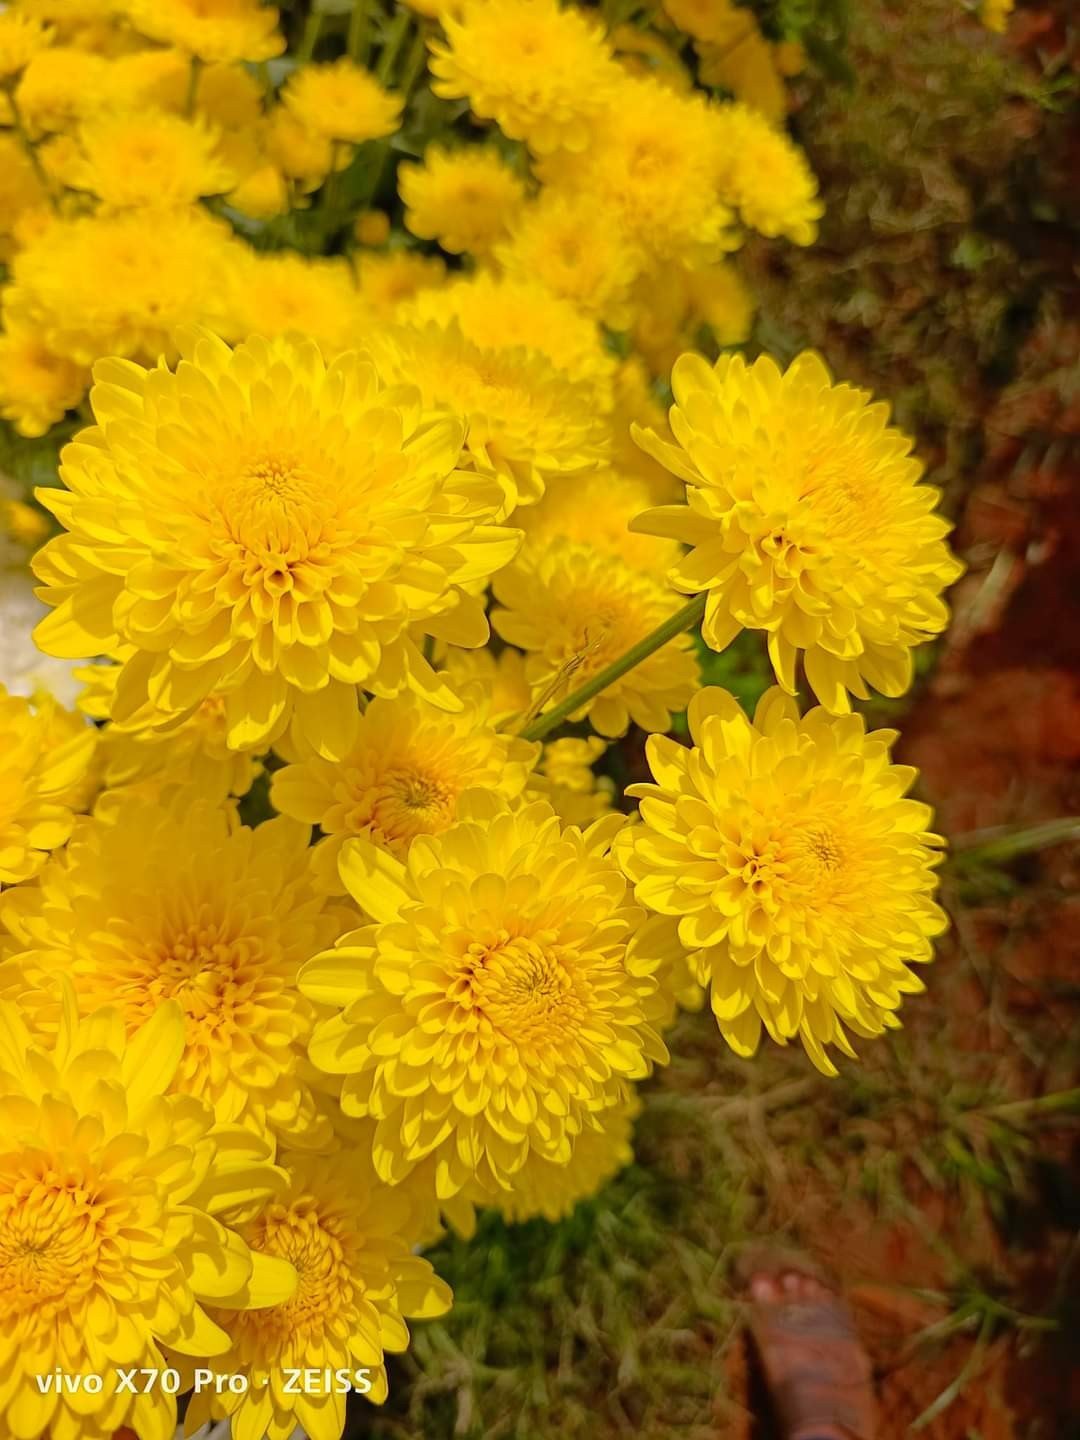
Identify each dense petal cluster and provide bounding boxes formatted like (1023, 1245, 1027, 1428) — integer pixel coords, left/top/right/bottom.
(54, 109, 237, 209)
(283, 58, 402, 144)
(32, 332, 519, 757)
(633, 352, 964, 711)
(0, 993, 296, 1440)
(399, 144, 527, 256)
(618, 688, 949, 1075)
(302, 794, 669, 1199)
(1, 796, 340, 1144)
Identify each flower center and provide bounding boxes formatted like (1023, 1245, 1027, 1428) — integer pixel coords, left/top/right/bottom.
(230, 1203, 353, 1345)
(463, 934, 586, 1043)
(0, 1172, 103, 1319)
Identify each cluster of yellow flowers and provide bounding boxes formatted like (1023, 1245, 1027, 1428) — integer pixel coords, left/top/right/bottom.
(0, 2, 964, 1438)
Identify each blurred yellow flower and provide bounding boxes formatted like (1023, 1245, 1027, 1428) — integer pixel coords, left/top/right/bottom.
(520, 469, 682, 573)
(12, 44, 110, 135)
(713, 102, 823, 244)
(283, 58, 401, 145)
(0, 992, 295, 1440)
(527, 735, 616, 828)
(55, 109, 237, 209)
(0, 317, 87, 438)
(440, 645, 531, 726)
(353, 249, 447, 318)
(0, 11, 52, 81)
(617, 687, 949, 1075)
(302, 793, 668, 1198)
(399, 144, 526, 256)
(632, 352, 964, 711)
(492, 538, 700, 737)
(124, 0, 284, 63)
(430, 0, 618, 153)
(226, 250, 367, 356)
(33, 332, 517, 756)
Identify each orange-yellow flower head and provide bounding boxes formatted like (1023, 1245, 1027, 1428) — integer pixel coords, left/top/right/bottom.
(283, 58, 401, 145)
(270, 687, 540, 890)
(32, 331, 520, 759)
(0, 992, 296, 1440)
(123, 0, 285, 63)
(399, 143, 527, 256)
(185, 1147, 453, 1440)
(2, 795, 341, 1146)
(0, 684, 95, 887)
(492, 539, 700, 737)
(617, 687, 949, 1076)
(429, 0, 618, 154)
(633, 352, 964, 712)
(302, 794, 669, 1200)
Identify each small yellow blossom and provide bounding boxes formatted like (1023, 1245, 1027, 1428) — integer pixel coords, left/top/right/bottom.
(355, 208, 391, 246)
(270, 688, 539, 889)
(56, 109, 237, 209)
(124, 0, 285, 63)
(440, 645, 531, 726)
(713, 102, 823, 245)
(492, 538, 700, 737)
(13, 45, 111, 135)
(283, 58, 402, 145)
(302, 793, 669, 1198)
(226, 251, 367, 357)
(527, 735, 616, 828)
(0, 317, 87, 438)
(399, 144, 527, 256)
(617, 687, 949, 1075)
(353, 250, 447, 319)
(632, 351, 964, 712)
(521, 470, 681, 573)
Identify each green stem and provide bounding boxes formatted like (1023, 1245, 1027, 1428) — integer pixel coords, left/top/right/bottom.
(985, 1089, 1080, 1122)
(5, 88, 59, 212)
(297, 10, 324, 63)
(951, 816, 1080, 867)
(348, 0, 372, 62)
(185, 54, 203, 115)
(397, 23, 429, 100)
(376, 10, 412, 84)
(520, 593, 707, 743)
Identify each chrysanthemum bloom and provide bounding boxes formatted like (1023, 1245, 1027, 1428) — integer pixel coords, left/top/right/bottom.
(0, 683, 95, 886)
(0, 993, 296, 1440)
(617, 687, 949, 1075)
(3, 795, 341, 1145)
(520, 470, 682, 573)
(226, 251, 367, 357)
(0, 12, 52, 81)
(494, 1088, 639, 1223)
(32, 331, 519, 756)
(632, 352, 964, 711)
(123, 0, 284, 63)
(492, 538, 700, 737)
(352, 250, 447, 320)
(399, 144, 526, 256)
(372, 322, 607, 510)
(400, 272, 615, 400)
(78, 662, 260, 808)
(283, 58, 401, 145)
(711, 102, 822, 245)
(184, 1148, 453, 1439)
(0, 316, 87, 438)
(429, 0, 618, 154)
(12, 45, 111, 135)
(271, 688, 539, 890)
(7, 208, 240, 364)
(527, 735, 616, 828)
(496, 190, 642, 326)
(537, 76, 737, 267)
(56, 110, 237, 209)
(440, 645, 531, 727)
(302, 794, 669, 1198)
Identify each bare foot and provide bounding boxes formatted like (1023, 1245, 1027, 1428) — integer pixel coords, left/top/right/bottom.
(743, 1254, 877, 1440)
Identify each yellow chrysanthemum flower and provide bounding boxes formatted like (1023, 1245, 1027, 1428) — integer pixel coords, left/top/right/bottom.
(520, 470, 682, 573)
(537, 76, 737, 266)
(55, 109, 237, 209)
(352, 250, 447, 319)
(32, 331, 519, 758)
(263, 103, 334, 189)
(0, 991, 296, 1440)
(496, 189, 642, 326)
(371, 321, 607, 509)
(0, 11, 52, 81)
(494, 1088, 639, 1223)
(184, 1147, 453, 1439)
(632, 352, 964, 712)
(226, 251, 367, 357)
(0, 316, 87, 438)
(283, 57, 401, 145)
(617, 687, 949, 1075)
(0, 683, 95, 887)
(399, 271, 616, 399)
(399, 144, 527, 256)
(440, 645, 531, 727)
(7, 208, 241, 365)
(12, 45, 111, 135)
(492, 539, 700, 737)
(270, 687, 539, 889)
(123, 0, 284, 63)
(303, 793, 669, 1198)
(527, 735, 616, 828)
(78, 662, 261, 807)
(429, 0, 618, 153)
(712, 102, 822, 245)
(4, 795, 341, 1145)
